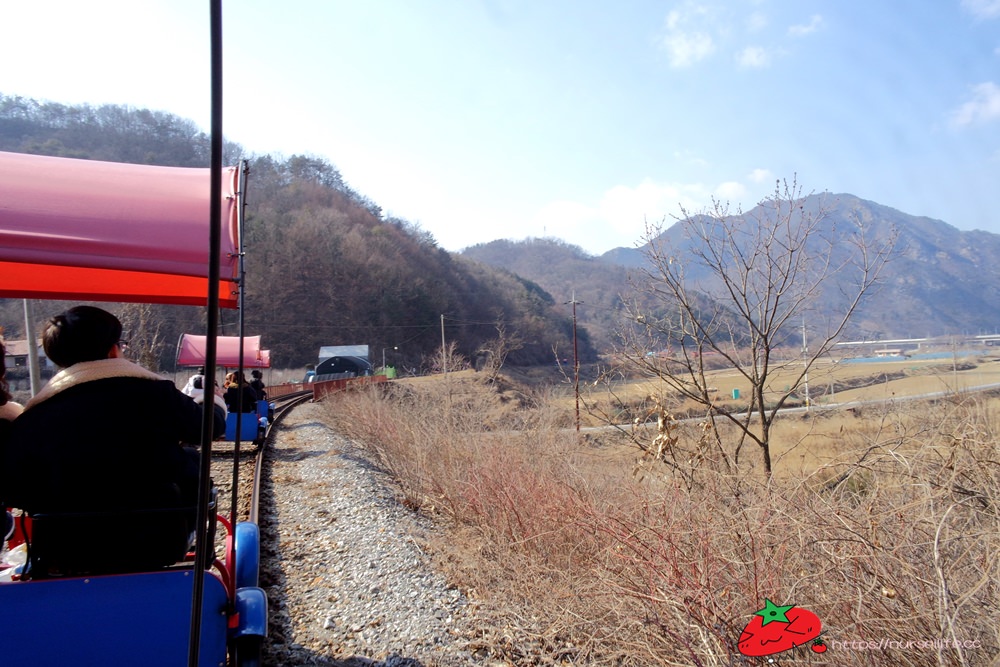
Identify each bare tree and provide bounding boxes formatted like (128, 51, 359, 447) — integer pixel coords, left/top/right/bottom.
(620, 179, 896, 477)
(118, 303, 167, 373)
(476, 317, 524, 383)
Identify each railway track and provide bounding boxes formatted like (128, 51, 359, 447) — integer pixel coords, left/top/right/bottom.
(209, 391, 313, 541)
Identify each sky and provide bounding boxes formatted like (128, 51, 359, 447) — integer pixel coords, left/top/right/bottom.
(2, 1, 999, 256)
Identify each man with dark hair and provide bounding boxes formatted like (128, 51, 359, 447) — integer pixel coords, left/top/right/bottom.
(0, 305, 227, 574)
(249, 369, 267, 400)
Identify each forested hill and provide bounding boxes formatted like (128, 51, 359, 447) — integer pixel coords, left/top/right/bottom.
(461, 239, 635, 353)
(0, 94, 596, 371)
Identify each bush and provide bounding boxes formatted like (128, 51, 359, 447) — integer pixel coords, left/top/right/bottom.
(321, 375, 999, 665)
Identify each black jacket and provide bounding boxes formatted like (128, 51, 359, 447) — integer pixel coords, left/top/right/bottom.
(224, 383, 259, 413)
(1, 374, 224, 514)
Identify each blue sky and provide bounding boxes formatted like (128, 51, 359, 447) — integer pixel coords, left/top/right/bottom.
(2, 1, 999, 255)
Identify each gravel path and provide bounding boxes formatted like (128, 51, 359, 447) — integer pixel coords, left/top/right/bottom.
(260, 401, 492, 667)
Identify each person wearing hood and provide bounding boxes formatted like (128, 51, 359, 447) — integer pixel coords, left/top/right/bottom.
(0, 306, 227, 573)
(181, 366, 206, 398)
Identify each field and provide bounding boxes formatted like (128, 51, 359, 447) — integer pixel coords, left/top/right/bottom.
(320, 356, 1000, 666)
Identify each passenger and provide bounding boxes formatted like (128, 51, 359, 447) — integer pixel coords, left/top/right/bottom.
(0, 306, 227, 574)
(181, 366, 206, 398)
(224, 370, 258, 413)
(249, 369, 267, 400)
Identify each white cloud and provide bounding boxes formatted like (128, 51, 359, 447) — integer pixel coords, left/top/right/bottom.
(715, 181, 747, 200)
(747, 168, 774, 184)
(530, 174, 802, 253)
(662, 30, 716, 67)
(660, 3, 718, 67)
(737, 46, 771, 68)
(672, 149, 711, 168)
(788, 14, 823, 37)
(962, 0, 1000, 19)
(531, 200, 596, 238)
(530, 180, 714, 252)
(950, 82, 1000, 126)
(600, 179, 710, 229)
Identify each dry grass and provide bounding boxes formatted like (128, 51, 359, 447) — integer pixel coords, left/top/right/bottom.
(565, 356, 1000, 427)
(319, 368, 999, 666)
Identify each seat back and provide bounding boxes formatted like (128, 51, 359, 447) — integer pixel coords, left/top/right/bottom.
(0, 569, 230, 667)
(27, 506, 195, 578)
(225, 411, 260, 441)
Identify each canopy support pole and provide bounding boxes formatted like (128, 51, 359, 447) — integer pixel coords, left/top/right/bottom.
(230, 160, 250, 531)
(188, 0, 224, 664)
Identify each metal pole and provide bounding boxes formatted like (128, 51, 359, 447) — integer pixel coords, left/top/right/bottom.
(566, 294, 582, 432)
(22, 299, 42, 396)
(188, 0, 223, 663)
(230, 160, 249, 530)
(802, 318, 810, 410)
(440, 314, 447, 375)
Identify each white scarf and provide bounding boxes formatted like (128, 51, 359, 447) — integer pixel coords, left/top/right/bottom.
(0, 401, 23, 420)
(25, 358, 165, 410)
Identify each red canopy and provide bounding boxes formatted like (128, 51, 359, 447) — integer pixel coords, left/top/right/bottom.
(0, 151, 240, 307)
(177, 334, 270, 368)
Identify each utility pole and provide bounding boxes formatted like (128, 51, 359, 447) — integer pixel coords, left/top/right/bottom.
(802, 318, 810, 409)
(381, 345, 397, 373)
(440, 314, 447, 376)
(566, 293, 582, 432)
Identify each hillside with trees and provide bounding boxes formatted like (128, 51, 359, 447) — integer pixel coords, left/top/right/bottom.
(461, 238, 633, 353)
(0, 94, 596, 372)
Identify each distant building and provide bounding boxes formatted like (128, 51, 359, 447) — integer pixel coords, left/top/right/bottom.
(2, 339, 51, 368)
(319, 345, 370, 363)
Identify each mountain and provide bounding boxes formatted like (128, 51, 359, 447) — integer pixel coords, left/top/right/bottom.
(461, 239, 633, 353)
(467, 194, 1000, 341)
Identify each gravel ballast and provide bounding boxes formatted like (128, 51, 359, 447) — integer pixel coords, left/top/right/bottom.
(260, 401, 492, 667)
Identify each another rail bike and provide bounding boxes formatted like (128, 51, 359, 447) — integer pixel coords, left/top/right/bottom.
(177, 333, 275, 446)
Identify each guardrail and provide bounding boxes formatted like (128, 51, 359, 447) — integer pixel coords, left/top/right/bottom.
(311, 375, 388, 401)
(265, 375, 388, 402)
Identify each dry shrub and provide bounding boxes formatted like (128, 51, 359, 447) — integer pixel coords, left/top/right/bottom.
(322, 377, 999, 666)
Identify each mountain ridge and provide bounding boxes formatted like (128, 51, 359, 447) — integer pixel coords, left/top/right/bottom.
(463, 192, 1000, 347)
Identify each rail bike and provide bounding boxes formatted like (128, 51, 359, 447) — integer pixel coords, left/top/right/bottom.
(176, 333, 274, 445)
(0, 108, 267, 667)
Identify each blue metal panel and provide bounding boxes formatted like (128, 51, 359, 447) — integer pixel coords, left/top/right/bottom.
(232, 587, 268, 638)
(225, 411, 260, 441)
(0, 570, 229, 667)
